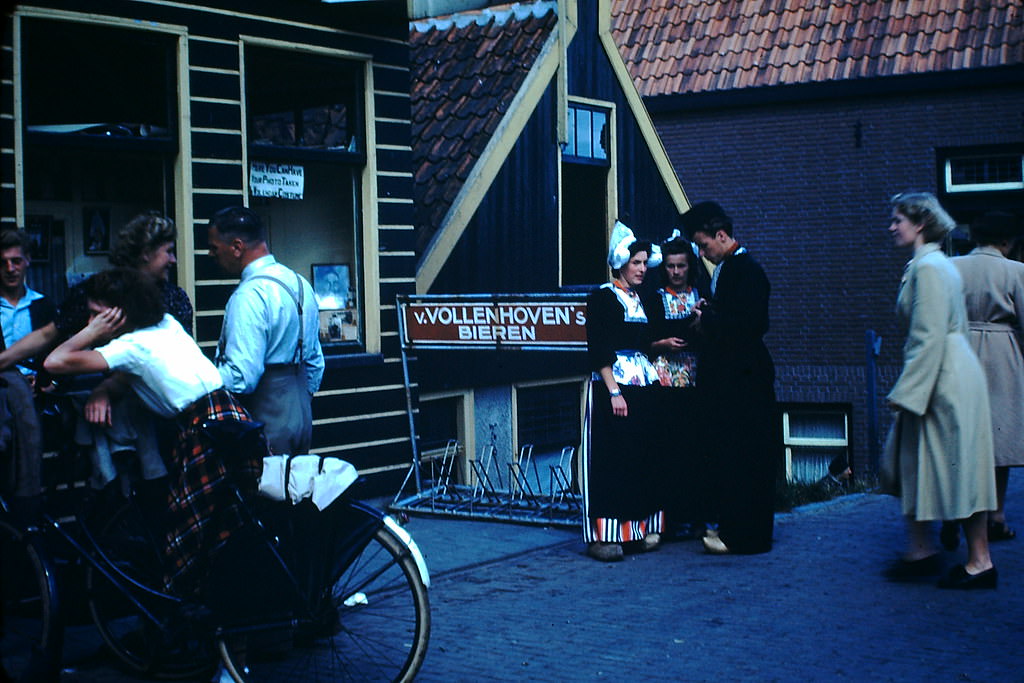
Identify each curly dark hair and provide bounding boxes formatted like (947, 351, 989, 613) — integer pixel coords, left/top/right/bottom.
(660, 236, 699, 287)
(109, 212, 177, 268)
(85, 268, 166, 331)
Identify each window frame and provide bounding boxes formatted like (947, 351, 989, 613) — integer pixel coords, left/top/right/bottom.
(558, 96, 618, 289)
(240, 37, 381, 355)
(780, 403, 851, 484)
(13, 9, 193, 300)
(944, 153, 1024, 193)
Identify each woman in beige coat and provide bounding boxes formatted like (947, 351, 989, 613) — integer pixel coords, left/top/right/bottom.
(884, 192, 997, 590)
(951, 212, 1024, 543)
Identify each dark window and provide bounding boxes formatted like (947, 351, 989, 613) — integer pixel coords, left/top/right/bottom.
(561, 163, 608, 286)
(945, 154, 1024, 192)
(20, 19, 177, 298)
(245, 47, 366, 349)
(517, 383, 581, 452)
(418, 396, 461, 453)
(246, 47, 363, 156)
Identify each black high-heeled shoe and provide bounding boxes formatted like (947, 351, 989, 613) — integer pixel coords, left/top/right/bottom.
(937, 564, 998, 590)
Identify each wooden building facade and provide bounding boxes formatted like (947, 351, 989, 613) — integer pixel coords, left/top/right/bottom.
(2, 0, 419, 493)
(409, 0, 688, 474)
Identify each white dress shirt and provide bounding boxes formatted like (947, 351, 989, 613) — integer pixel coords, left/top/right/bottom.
(216, 255, 325, 395)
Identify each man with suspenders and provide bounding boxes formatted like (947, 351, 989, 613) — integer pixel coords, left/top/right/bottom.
(207, 207, 324, 455)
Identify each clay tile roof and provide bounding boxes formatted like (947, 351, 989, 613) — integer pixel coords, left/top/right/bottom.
(410, 2, 558, 248)
(610, 0, 1024, 97)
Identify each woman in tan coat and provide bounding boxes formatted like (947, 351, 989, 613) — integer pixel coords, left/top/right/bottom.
(951, 212, 1024, 543)
(884, 192, 997, 589)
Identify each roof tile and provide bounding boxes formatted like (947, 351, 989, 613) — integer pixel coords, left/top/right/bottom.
(410, 2, 557, 247)
(611, 0, 1024, 96)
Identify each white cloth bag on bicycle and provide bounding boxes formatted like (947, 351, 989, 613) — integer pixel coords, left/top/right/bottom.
(258, 454, 357, 510)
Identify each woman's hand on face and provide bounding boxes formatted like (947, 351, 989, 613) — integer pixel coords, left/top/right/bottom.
(87, 307, 127, 342)
(611, 394, 628, 417)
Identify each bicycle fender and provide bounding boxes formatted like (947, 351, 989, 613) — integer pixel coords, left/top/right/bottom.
(383, 515, 431, 588)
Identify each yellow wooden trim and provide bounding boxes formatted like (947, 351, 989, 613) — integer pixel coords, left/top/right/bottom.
(14, 6, 188, 35)
(417, 28, 562, 292)
(360, 59, 383, 355)
(191, 127, 240, 135)
(192, 96, 241, 105)
(315, 383, 407, 397)
(113, 0, 407, 45)
(189, 35, 236, 46)
(239, 35, 373, 62)
(597, 0, 689, 215)
(175, 34, 196, 331)
(310, 436, 410, 456)
(374, 62, 409, 73)
(196, 279, 239, 286)
(193, 188, 243, 195)
(351, 460, 413, 476)
(314, 409, 406, 426)
(189, 66, 240, 75)
(556, 0, 568, 146)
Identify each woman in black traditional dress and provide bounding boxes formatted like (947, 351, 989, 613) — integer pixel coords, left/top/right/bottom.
(647, 233, 705, 535)
(581, 222, 664, 562)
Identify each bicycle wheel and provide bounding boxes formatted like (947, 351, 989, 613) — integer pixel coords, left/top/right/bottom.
(220, 518, 430, 683)
(0, 518, 60, 682)
(86, 501, 217, 680)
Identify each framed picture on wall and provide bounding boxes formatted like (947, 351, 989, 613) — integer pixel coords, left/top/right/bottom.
(24, 215, 52, 262)
(318, 308, 359, 343)
(312, 263, 350, 310)
(83, 207, 111, 255)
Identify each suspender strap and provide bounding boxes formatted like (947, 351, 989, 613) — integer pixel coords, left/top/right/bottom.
(247, 272, 305, 365)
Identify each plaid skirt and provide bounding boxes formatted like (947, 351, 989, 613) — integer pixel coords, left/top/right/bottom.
(163, 389, 266, 594)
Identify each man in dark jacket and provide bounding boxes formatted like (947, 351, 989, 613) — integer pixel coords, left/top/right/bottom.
(682, 201, 781, 554)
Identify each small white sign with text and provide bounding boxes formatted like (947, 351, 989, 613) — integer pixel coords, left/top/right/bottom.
(250, 162, 304, 200)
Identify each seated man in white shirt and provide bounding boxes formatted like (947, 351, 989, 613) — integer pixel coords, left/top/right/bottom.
(207, 207, 324, 455)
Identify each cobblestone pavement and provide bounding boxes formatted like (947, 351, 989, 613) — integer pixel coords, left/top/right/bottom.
(59, 476, 1024, 682)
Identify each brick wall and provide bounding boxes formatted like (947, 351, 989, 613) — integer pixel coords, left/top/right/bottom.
(652, 84, 1024, 473)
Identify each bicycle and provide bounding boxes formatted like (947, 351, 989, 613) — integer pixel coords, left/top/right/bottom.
(1, 417, 431, 683)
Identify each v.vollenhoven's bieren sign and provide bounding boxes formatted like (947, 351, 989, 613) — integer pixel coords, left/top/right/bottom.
(398, 296, 587, 349)
(250, 162, 304, 200)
